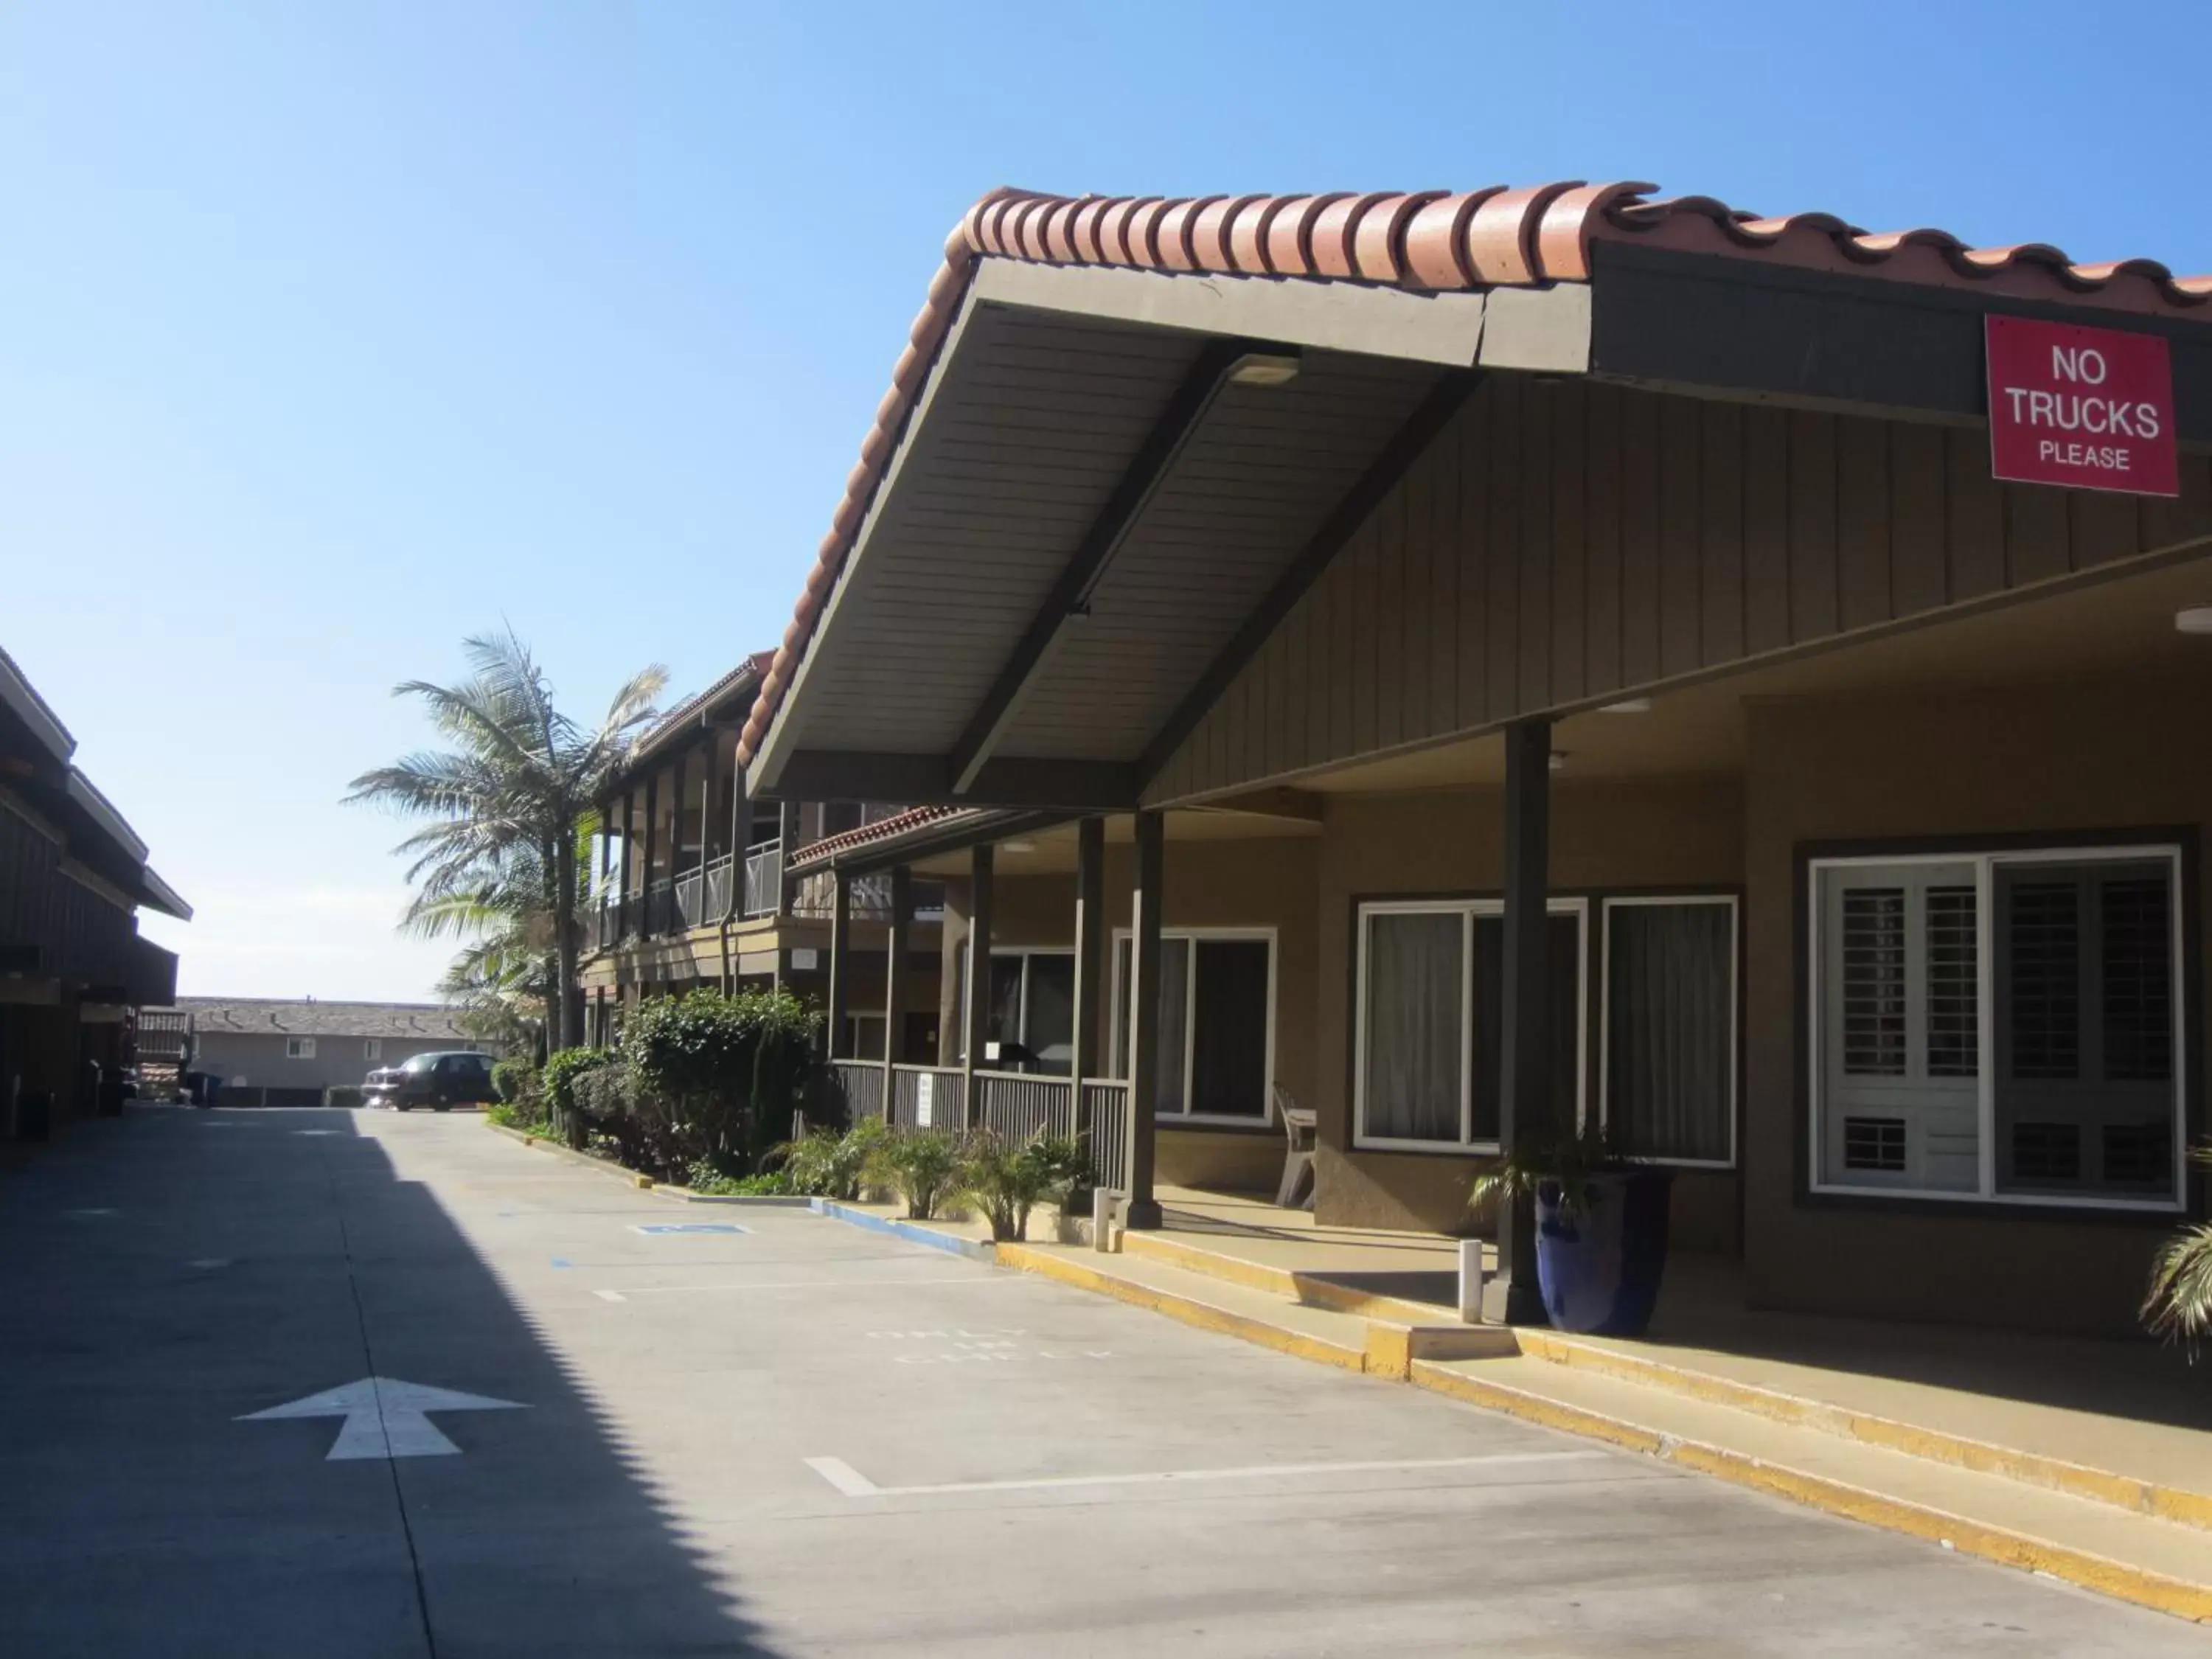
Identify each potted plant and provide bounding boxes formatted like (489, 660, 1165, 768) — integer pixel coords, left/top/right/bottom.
(1470, 1121, 1674, 1336)
(2143, 1144, 2212, 1345)
(957, 1130, 1091, 1243)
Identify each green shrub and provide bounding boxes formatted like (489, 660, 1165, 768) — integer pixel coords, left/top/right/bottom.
(867, 1128, 965, 1220)
(682, 1160, 799, 1197)
(775, 1119, 887, 1200)
(485, 1101, 549, 1133)
(323, 1085, 364, 1110)
(958, 1132, 1090, 1243)
(540, 1046, 613, 1150)
(622, 989, 820, 1168)
(491, 1058, 538, 1106)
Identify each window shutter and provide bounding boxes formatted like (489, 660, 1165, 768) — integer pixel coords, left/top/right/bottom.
(1840, 889, 1907, 1077)
(1924, 886, 1978, 1078)
(2006, 880, 2081, 1080)
(2100, 874, 2171, 1083)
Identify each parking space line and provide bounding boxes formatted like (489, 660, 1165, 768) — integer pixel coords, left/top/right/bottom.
(593, 1275, 1022, 1300)
(803, 1448, 1613, 1500)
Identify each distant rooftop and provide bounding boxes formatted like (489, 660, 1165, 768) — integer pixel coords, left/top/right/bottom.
(162, 998, 473, 1041)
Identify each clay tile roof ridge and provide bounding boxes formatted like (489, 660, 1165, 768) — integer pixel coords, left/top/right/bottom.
(732, 179, 2212, 771)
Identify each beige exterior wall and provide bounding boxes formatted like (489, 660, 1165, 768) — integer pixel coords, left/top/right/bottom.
(1742, 676, 2208, 1335)
(936, 836, 1320, 1194)
(1310, 778, 1745, 1249)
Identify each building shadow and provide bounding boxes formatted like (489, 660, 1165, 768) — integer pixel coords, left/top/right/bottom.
(0, 1104, 785, 1658)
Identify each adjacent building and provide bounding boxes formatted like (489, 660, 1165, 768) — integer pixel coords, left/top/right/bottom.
(724, 180, 2212, 1337)
(1, 645, 188, 1138)
(159, 998, 484, 1105)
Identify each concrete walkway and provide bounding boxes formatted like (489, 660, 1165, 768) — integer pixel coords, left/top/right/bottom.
(5, 1107, 2209, 1654)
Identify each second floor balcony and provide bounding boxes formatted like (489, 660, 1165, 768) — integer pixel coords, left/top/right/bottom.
(585, 839, 943, 952)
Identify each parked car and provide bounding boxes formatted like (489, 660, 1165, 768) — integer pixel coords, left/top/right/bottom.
(362, 1051, 498, 1112)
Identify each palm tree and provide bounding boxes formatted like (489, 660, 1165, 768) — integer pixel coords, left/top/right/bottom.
(2143, 1145, 2212, 1344)
(348, 630, 666, 1050)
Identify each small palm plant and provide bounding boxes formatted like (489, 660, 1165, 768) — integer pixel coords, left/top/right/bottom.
(959, 1131, 1091, 1243)
(2142, 1145, 2212, 1344)
(867, 1128, 966, 1221)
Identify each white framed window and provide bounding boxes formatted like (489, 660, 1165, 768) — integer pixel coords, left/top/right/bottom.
(1108, 928, 1276, 1124)
(1353, 899, 1587, 1154)
(1809, 845, 2185, 1211)
(953, 944, 1077, 1074)
(285, 1037, 316, 1060)
(363, 1039, 382, 1062)
(1599, 896, 1739, 1167)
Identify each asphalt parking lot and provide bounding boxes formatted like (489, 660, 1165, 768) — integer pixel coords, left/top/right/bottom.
(0, 1106, 2201, 1657)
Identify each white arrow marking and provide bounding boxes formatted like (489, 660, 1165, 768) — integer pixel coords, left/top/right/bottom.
(240, 1377, 526, 1460)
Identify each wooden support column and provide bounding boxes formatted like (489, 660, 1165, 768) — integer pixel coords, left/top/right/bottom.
(960, 843, 994, 1130)
(698, 737, 720, 873)
(618, 788, 638, 941)
(777, 800, 801, 917)
(1497, 717, 1554, 1325)
(1069, 815, 1105, 1150)
(641, 771, 661, 935)
(880, 865, 911, 1116)
(825, 869, 851, 1063)
(726, 765, 751, 922)
(1124, 809, 1164, 1229)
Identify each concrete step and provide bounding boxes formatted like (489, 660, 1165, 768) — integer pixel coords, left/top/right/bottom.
(1120, 1230, 1461, 1324)
(995, 1242, 1514, 1377)
(1515, 1326, 2212, 1534)
(1415, 1353, 2212, 1624)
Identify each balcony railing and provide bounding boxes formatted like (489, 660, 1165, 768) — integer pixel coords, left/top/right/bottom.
(645, 877, 675, 937)
(742, 840, 783, 919)
(675, 867, 704, 931)
(788, 869, 947, 922)
(702, 852, 734, 922)
(826, 1059, 884, 1124)
(889, 1064, 964, 1131)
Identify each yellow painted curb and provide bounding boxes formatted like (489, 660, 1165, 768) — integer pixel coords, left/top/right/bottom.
(1517, 1329, 2212, 1534)
(996, 1244, 1367, 1374)
(1408, 1361, 2212, 1625)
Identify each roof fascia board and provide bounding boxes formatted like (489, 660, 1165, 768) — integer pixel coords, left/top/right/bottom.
(1477, 284, 1592, 374)
(65, 770, 149, 863)
(0, 652, 74, 764)
(0, 782, 65, 846)
(1589, 241, 2212, 442)
(59, 857, 136, 912)
(749, 285, 993, 795)
(771, 750, 1135, 812)
(970, 258, 1489, 368)
(139, 866, 193, 921)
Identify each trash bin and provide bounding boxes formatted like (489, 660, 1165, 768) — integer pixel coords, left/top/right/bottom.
(204, 1077, 223, 1107)
(15, 1091, 51, 1142)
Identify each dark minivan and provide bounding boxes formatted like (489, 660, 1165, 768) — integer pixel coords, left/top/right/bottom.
(362, 1051, 498, 1112)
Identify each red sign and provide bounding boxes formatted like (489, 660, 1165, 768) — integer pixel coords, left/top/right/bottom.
(1986, 315, 2177, 497)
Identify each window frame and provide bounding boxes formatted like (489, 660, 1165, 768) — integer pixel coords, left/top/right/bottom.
(1597, 894, 1741, 1170)
(285, 1037, 316, 1060)
(363, 1039, 381, 1062)
(1107, 926, 1279, 1127)
(1806, 843, 2188, 1214)
(1352, 897, 1588, 1156)
(954, 942, 1077, 1073)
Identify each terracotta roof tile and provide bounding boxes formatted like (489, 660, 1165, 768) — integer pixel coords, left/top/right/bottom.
(736, 181, 2212, 769)
(787, 806, 981, 869)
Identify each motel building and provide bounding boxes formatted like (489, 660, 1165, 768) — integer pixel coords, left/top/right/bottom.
(730, 181, 2212, 1336)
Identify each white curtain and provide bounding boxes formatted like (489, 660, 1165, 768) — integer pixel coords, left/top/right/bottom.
(1363, 911, 1464, 1142)
(1605, 902, 1731, 1161)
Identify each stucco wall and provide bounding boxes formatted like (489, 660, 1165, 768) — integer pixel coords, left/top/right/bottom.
(1742, 677, 2210, 1335)
(1311, 777, 1746, 1248)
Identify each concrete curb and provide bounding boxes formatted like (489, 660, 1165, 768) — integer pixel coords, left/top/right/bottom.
(810, 1200, 998, 1262)
(1124, 1231, 1461, 1326)
(1407, 1360, 2212, 1625)
(1514, 1326, 2212, 1534)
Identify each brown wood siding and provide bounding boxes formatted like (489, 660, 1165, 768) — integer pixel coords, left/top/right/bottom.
(1147, 378, 2212, 803)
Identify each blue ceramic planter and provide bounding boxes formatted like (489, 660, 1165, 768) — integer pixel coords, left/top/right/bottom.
(1534, 1169, 1674, 1335)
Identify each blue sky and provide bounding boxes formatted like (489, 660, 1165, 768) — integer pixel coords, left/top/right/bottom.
(4, 1, 2208, 1000)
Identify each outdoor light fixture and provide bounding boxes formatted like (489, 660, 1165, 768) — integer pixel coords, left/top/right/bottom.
(2176, 606, 2212, 635)
(1599, 697, 1652, 714)
(1548, 751, 1568, 773)
(1225, 351, 1301, 388)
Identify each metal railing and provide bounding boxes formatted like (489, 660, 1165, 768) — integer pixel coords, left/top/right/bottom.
(789, 870, 948, 922)
(1082, 1080, 1131, 1192)
(889, 1065, 965, 1131)
(973, 1071, 1077, 1143)
(743, 841, 783, 919)
(674, 868, 703, 931)
(646, 877, 675, 936)
(702, 852, 734, 922)
(827, 1059, 883, 1124)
